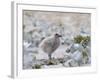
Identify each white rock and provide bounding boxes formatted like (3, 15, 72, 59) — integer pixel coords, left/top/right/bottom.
(70, 50, 83, 62)
(23, 41, 31, 48)
(23, 53, 33, 69)
(63, 59, 78, 67)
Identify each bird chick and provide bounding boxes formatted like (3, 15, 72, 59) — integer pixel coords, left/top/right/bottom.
(39, 33, 62, 60)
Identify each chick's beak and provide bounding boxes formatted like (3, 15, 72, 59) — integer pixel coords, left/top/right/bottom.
(58, 35, 62, 37)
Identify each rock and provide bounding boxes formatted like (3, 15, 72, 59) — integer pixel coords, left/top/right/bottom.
(63, 59, 78, 67)
(23, 53, 33, 69)
(70, 50, 83, 62)
(23, 41, 31, 48)
(70, 43, 83, 53)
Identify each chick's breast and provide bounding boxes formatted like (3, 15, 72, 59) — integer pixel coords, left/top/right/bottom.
(39, 36, 60, 54)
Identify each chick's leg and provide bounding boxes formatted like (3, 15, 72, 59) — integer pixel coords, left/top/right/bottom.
(48, 53, 52, 60)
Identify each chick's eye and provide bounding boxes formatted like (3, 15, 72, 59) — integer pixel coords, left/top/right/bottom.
(55, 33, 59, 36)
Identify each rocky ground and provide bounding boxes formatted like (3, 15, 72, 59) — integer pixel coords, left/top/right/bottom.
(23, 42, 91, 69)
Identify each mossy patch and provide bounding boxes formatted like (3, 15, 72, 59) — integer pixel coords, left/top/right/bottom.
(32, 64, 41, 69)
(82, 50, 88, 58)
(74, 35, 90, 48)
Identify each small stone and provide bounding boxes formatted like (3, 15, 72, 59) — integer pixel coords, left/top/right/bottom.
(63, 59, 78, 67)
